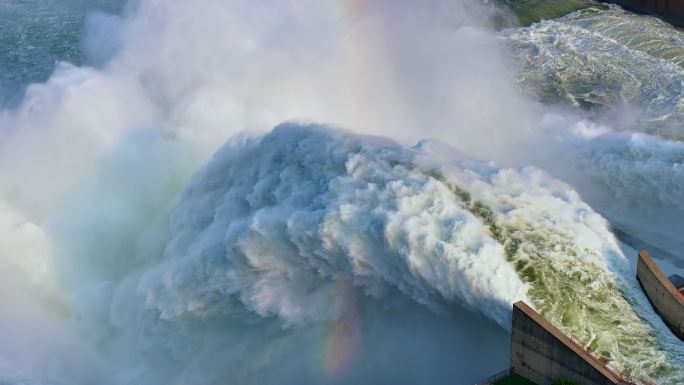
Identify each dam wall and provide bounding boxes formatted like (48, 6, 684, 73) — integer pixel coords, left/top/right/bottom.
(604, 0, 684, 27)
(636, 250, 684, 340)
(510, 302, 632, 385)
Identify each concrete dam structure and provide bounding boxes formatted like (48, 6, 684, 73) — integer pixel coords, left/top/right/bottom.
(509, 302, 650, 385)
(604, 0, 684, 27)
(636, 250, 684, 340)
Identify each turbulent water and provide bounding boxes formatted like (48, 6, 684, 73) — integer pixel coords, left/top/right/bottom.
(508, 4, 684, 139)
(1, 1, 684, 385)
(505, 3, 684, 269)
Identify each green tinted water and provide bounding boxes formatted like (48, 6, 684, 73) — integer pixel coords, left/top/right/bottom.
(426, 169, 681, 384)
(504, 4, 684, 140)
(498, 0, 604, 25)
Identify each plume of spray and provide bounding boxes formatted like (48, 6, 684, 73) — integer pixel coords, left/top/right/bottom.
(0, 1, 539, 383)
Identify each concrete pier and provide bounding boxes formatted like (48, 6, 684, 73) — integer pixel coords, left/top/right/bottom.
(604, 0, 684, 27)
(477, 302, 659, 385)
(510, 302, 636, 385)
(636, 250, 684, 340)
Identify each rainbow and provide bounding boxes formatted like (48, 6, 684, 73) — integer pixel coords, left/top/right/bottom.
(322, 278, 362, 380)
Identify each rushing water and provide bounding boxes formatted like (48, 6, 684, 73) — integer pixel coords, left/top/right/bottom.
(507, 4, 684, 140)
(503, 3, 684, 272)
(0, 1, 683, 385)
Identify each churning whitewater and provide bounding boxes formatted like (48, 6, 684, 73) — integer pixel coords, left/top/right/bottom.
(137, 124, 682, 384)
(1, 0, 684, 384)
(505, 4, 684, 262)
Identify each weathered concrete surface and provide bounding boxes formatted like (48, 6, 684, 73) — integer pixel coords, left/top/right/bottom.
(636, 250, 684, 340)
(510, 302, 623, 385)
(603, 0, 684, 27)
